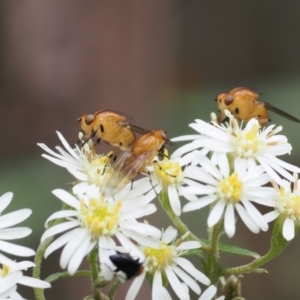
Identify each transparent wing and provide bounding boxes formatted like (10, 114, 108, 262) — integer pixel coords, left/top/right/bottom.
(263, 101, 300, 123)
(101, 150, 152, 198)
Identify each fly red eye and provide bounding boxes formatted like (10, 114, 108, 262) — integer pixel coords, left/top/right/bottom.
(85, 114, 94, 125)
(224, 95, 234, 106)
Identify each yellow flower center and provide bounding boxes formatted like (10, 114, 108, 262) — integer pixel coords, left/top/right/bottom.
(217, 173, 243, 203)
(153, 154, 183, 187)
(232, 124, 265, 158)
(83, 152, 113, 186)
(142, 242, 175, 273)
(79, 197, 122, 239)
(277, 186, 300, 219)
(0, 265, 10, 278)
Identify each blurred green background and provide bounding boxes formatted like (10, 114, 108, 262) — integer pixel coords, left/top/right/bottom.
(1, 1, 300, 299)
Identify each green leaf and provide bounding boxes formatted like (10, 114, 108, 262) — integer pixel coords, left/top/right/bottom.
(200, 239, 260, 258)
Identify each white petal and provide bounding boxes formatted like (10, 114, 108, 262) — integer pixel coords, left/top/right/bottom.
(199, 285, 218, 300)
(121, 229, 160, 248)
(44, 229, 79, 258)
(68, 234, 94, 274)
(183, 167, 217, 186)
(60, 228, 88, 270)
(207, 201, 226, 227)
(234, 158, 248, 175)
(242, 200, 268, 231)
(41, 221, 78, 243)
(56, 131, 79, 159)
(224, 203, 235, 238)
(217, 154, 229, 178)
(44, 210, 78, 227)
(194, 153, 222, 181)
(162, 226, 177, 244)
(263, 210, 279, 223)
(191, 120, 230, 142)
(120, 222, 161, 239)
(171, 134, 202, 142)
(171, 142, 202, 158)
(180, 185, 216, 196)
(73, 182, 90, 195)
(114, 232, 144, 260)
(67, 168, 89, 181)
(0, 241, 35, 257)
(122, 204, 157, 220)
(177, 241, 201, 251)
(0, 192, 13, 213)
(173, 265, 200, 294)
(18, 276, 51, 288)
(193, 138, 233, 153)
(235, 203, 259, 234)
(168, 186, 181, 216)
(165, 267, 189, 300)
(0, 228, 32, 240)
(183, 196, 216, 212)
(282, 217, 295, 241)
(51, 189, 80, 210)
(0, 209, 32, 229)
(125, 272, 146, 300)
(175, 257, 210, 285)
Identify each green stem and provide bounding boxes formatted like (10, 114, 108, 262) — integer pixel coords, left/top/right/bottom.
(158, 191, 210, 253)
(207, 219, 224, 283)
(45, 270, 91, 283)
(32, 204, 71, 300)
(33, 236, 54, 300)
(88, 247, 101, 300)
(108, 278, 121, 300)
(225, 219, 291, 275)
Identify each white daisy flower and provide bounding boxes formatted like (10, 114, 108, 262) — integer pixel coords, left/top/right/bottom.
(41, 188, 160, 275)
(0, 192, 35, 258)
(182, 153, 276, 237)
(264, 174, 300, 241)
(171, 112, 300, 184)
(124, 226, 210, 300)
(149, 150, 204, 216)
(0, 255, 50, 299)
(38, 131, 115, 195)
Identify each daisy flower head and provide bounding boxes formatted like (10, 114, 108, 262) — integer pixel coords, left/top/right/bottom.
(264, 174, 300, 241)
(149, 150, 204, 216)
(38, 131, 114, 195)
(171, 111, 300, 185)
(0, 192, 35, 259)
(182, 153, 276, 237)
(125, 226, 210, 300)
(0, 255, 50, 299)
(41, 188, 161, 275)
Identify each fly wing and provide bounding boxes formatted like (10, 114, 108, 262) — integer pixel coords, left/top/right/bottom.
(101, 150, 152, 198)
(129, 124, 151, 135)
(263, 101, 300, 123)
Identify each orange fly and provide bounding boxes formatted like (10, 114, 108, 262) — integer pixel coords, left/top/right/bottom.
(77, 110, 150, 151)
(101, 129, 167, 197)
(215, 87, 300, 126)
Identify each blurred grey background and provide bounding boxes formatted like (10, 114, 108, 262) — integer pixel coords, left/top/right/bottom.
(1, 1, 300, 299)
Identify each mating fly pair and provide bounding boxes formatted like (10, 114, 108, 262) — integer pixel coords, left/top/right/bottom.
(77, 110, 169, 197)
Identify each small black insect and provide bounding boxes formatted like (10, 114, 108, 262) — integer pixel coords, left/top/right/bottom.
(109, 252, 144, 280)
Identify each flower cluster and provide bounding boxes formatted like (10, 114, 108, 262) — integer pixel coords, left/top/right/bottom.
(33, 109, 300, 299)
(172, 111, 300, 240)
(0, 192, 50, 299)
